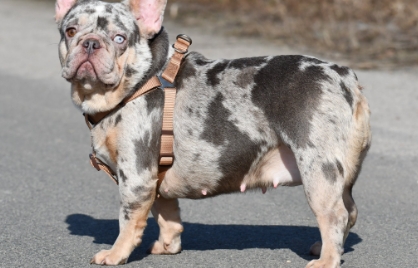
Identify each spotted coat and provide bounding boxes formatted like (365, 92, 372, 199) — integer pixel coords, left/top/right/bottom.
(56, 0, 371, 266)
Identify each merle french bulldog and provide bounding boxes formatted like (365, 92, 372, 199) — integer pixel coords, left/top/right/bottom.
(55, 0, 371, 267)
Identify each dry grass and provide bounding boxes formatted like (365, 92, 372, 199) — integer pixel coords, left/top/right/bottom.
(168, 0, 418, 68)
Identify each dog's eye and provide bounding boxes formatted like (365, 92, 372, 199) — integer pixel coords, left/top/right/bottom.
(66, 28, 77, 38)
(113, 35, 125, 44)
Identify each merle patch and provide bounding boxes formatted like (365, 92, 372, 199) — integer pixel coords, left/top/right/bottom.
(252, 55, 328, 149)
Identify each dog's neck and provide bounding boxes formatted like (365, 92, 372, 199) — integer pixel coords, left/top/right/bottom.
(129, 28, 171, 96)
(71, 28, 171, 115)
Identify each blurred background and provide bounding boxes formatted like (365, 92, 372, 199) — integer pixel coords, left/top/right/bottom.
(167, 0, 418, 69)
(40, 0, 418, 68)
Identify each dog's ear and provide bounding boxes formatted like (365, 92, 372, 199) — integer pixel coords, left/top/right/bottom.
(55, 0, 77, 23)
(125, 0, 167, 39)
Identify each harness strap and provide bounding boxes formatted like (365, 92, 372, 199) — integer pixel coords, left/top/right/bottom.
(158, 34, 191, 166)
(89, 153, 118, 184)
(162, 35, 191, 83)
(124, 76, 162, 104)
(84, 34, 192, 186)
(85, 76, 162, 127)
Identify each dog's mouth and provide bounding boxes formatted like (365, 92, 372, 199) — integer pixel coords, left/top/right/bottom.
(63, 58, 121, 90)
(75, 60, 98, 82)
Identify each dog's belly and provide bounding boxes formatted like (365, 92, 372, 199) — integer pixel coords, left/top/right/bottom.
(244, 144, 302, 188)
(159, 144, 302, 199)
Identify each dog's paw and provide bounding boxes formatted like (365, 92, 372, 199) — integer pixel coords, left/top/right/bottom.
(309, 241, 322, 256)
(90, 249, 128, 266)
(305, 259, 340, 268)
(148, 240, 181, 255)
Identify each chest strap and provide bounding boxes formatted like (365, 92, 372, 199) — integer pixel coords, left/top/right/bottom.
(85, 34, 192, 185)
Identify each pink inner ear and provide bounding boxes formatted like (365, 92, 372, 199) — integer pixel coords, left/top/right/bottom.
(55, 0, 77, 22)
(130, 0, 166, 38)
(139, 2, 161, 32)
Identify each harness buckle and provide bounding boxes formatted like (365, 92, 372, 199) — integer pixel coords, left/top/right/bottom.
(157, 75, 175, 89)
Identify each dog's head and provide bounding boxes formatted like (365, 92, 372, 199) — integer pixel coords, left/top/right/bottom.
(55, 0, 168, 113)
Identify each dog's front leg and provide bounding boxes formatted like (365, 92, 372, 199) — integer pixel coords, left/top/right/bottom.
(91, 173, 157, 265)
(149, 196, 183, 254)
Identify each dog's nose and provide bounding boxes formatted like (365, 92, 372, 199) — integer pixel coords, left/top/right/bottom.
(83, 39, 101, 55)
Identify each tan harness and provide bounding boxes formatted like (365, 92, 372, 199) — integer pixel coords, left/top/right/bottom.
(84, 34, 192, 186)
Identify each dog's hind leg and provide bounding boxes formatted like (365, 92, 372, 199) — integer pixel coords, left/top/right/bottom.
(305, 92, 371, 268)
(309, 182, 360, 259)
(301, 164, 348, 268)
(342, 93, 371, 244)
(149, 197, 183, 254)
(342, 184, 357, 244)
(309, 183, 358, 258)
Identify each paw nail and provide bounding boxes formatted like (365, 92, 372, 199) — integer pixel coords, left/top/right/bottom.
(262, 187, 267, 194)
(202, 189, 207, 195)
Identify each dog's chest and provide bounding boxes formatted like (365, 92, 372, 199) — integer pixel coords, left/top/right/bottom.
(90, 114, 123, 172)
(92, 129, 118, 170)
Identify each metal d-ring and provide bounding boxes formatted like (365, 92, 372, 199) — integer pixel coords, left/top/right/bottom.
(172, 34, 192, 54)
(172, 44, 188, 54)
(176, 34, 192, 45)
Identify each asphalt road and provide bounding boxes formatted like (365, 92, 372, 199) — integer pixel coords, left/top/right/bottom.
(1, 1, 417, 267)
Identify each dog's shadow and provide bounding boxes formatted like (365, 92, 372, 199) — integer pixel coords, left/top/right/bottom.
(65, 214, 361, 262)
